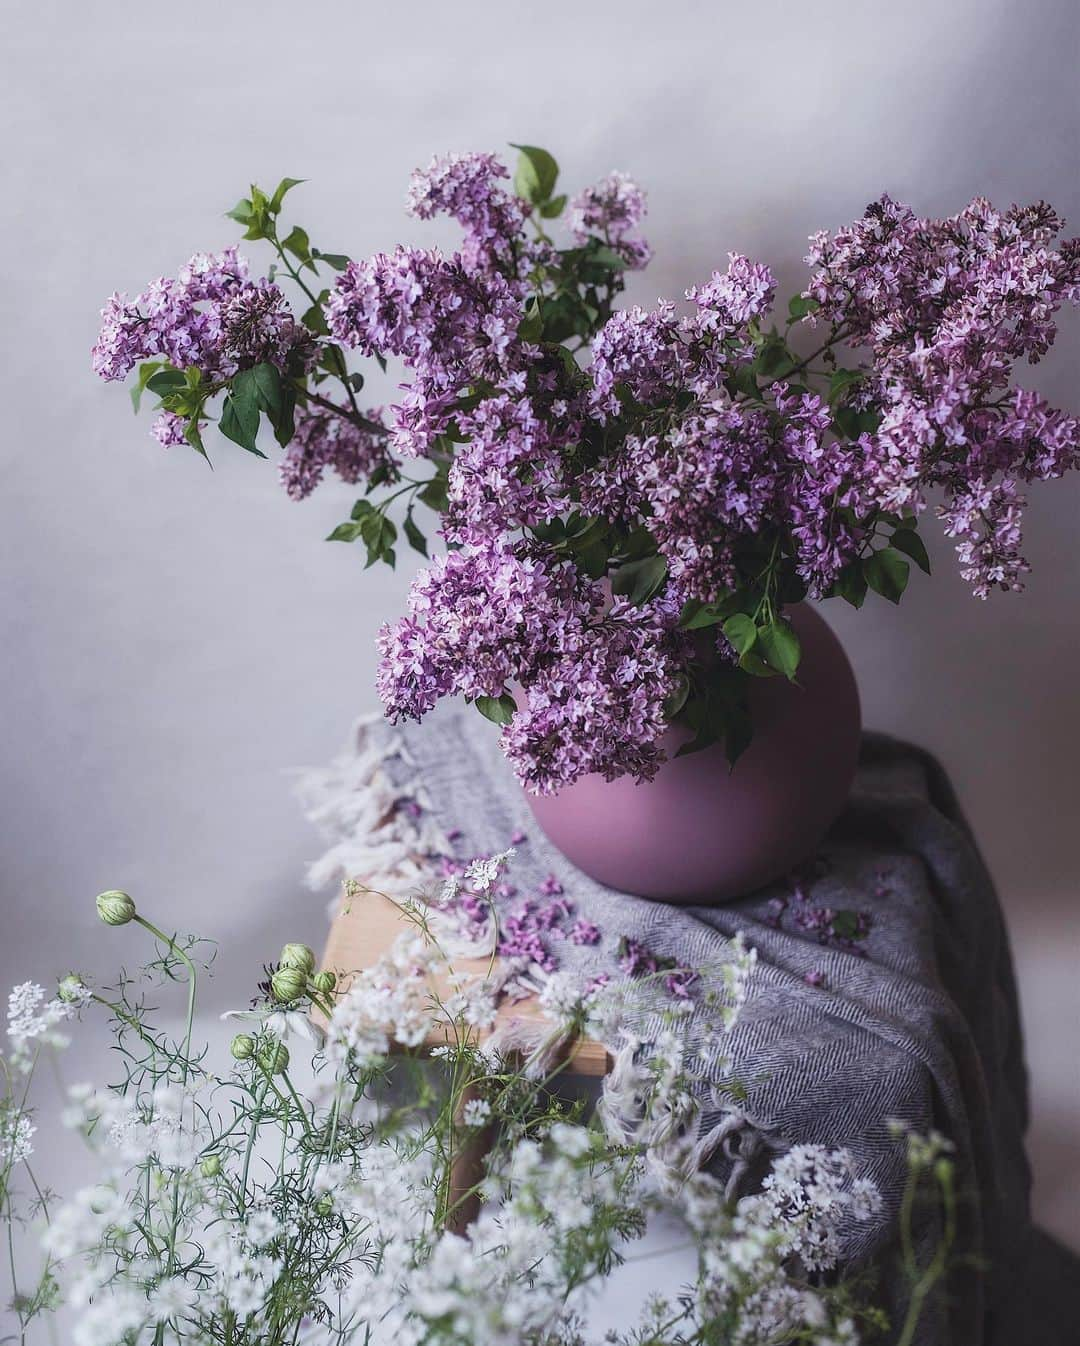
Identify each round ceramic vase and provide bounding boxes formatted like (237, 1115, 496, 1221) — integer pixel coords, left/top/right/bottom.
(524, 604, 861, 903)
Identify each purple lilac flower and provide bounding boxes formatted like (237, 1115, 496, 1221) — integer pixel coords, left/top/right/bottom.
(376, 539, 595, 722)
(617, 936, 697, 998)
(151, 411, 189, 448)
(588, 303, 686, 419)
(570, 171, 652, 269)
(443, 391, 569, 542)
(805, 195, 1080, 595)
(327, 248, 522, 388)
(568, 918, 601, 947)
(500, 595, 689, 794)
(92, 248, 311, 386)
(218, 281, 314, 370)
(406, 151, 528, 272)
(278, 405, 391, 501)
(686, 253, 776, 331)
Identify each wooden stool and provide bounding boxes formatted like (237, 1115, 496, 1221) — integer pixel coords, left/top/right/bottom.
(322, 887, 610, 1228)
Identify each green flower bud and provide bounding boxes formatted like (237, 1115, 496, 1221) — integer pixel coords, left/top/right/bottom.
(200, 1154, 222, 1178)
(310, 970, 337, 994)
(96, 890, 136, 926)
(230, 1033, 256, 1061)
(270, 966, 307, 1003)
(314, 1192, 333, 1217)
(257, 1040, 290, 1075)
(57, 973, 88, 1004)
(278, 943, 316, 976)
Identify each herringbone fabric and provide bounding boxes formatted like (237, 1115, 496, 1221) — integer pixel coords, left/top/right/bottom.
(300, 707, 1079, 1345)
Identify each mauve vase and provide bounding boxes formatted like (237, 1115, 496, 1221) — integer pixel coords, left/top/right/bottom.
(523, 603, 861, 903)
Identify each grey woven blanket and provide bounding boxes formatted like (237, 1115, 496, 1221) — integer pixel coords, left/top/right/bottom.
(299, 707, 1080, 1346)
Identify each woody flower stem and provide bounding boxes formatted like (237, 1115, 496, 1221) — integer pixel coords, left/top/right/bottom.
(131, 914, 198, 1280)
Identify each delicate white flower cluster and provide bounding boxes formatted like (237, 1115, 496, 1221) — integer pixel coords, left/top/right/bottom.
(62, 1080, 199, 1171)
(3, 880, 928, 1346)
(325, 927, 501, 1070)
(326, 930, 443, 1065)
(740, 1144, 883, 1273)
(0, 1107, 35, 1165)
(7, 980, 74, 1069)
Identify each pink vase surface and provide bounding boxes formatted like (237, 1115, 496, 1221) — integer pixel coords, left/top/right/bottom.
(524, 604, 861, 903)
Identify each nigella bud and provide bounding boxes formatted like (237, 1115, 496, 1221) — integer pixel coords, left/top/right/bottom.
(96, 890, 136, 926)
(314, 1193, 333, 1217)
(310, 970, 337, 994)
(270, 967, 307, 1003)
(57, 973, 88, 1004)
(278, 943, 316, 976)
(200, 1154, 222, 1178)
(230, 1033, 256, 1061)
(258, 1040, 290, 1075)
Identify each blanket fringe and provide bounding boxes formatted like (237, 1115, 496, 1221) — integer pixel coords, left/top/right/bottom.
(295, 714, 448, 903)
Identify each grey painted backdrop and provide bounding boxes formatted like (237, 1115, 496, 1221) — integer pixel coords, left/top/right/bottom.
(2, 0, 1078, 1249)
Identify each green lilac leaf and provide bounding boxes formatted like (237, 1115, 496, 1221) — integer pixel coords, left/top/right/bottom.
(662, 674, 690, 720)
(864, 548, 910, 603)
(219, 390, 264, 456)
(721, 613, 757, 656)
(787, 294, 820, 322)
(510, 144, 559, 204)
(835, 563, 868, 608)
(418, 477, 449, 514)
(312, 249, 351, 271)
(281, 225, 313, 267)
(757, 620, 801, 680)
(611, 554, 667, 605)
(403, 512, 428, 558)
(225, 198, 254, 224)
(248, 363, 283, 418)
(130, 361, 166, 413)
(890, 527, 931, 575)
(326, 522, 363, 542)
(475, 692, 517, 726)
(828, 367, 866, 404)
(184, 417, 208, 460)
(146, 368, 187, 397)
(269, 177, 305, 214)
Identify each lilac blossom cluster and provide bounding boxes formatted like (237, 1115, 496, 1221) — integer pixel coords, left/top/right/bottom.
(322, 167, 1080, 784)
(92, 247, 312, 389)
(376, 538, 689, 792)
(434, 840, 605, 978)
(278, 406, 391, 501)
(805, 195, 1080, 595)
(95, 148, 1080, 794)
(617, 937, 699, 999)
(569, 170, 652, 269)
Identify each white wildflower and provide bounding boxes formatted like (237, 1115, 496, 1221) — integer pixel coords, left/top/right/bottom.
(72, 1286, 147, 1346)
(220, 1005, 325, 1048)
(461, 1097, 491, 1128)
(0, 1108, 35, 1165)
(536, 970, 586, 1024)
(148, 1276, 199, 1325)
(462, 847, 515, 892)
(7, 981, 72, 1066)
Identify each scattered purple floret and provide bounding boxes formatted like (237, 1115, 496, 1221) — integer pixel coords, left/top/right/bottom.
(568, 918, 601, 947)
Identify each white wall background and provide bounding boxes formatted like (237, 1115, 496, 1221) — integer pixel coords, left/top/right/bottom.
(1, 0, 1078, 1251)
